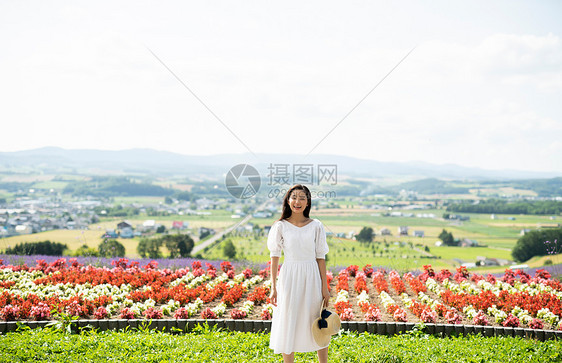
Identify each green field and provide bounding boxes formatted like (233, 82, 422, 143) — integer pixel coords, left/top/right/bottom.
(2, 201, 559, 272)
(1, 327, 560, 362)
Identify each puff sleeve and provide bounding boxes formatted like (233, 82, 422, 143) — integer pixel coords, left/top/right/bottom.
(315, 221, 329, 259)
(267, 221, 284, 257)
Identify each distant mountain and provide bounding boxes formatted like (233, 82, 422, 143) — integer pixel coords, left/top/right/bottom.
(0, 147, 559, 180)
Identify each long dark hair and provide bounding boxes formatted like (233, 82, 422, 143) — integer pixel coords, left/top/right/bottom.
(278, 184, 312, 220)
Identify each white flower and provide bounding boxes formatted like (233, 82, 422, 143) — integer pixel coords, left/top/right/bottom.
(335, 290, 349, 303)
(212, 303, 227, 317)
(357, 291, 370, 305)
(487, 306, 507, 323)
(463, 306, 478, 320)
(379, 291, 395, 308)
(240, 300, 254, 314)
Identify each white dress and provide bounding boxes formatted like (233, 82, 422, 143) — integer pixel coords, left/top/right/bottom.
(267, 218, 330, 355)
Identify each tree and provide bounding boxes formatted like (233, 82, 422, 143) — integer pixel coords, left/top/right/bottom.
(4, 240, 67, 256)
(223, 239, 237, 259)
(72, 244, 99, 257)
(98, 239, 125, 257)
(356, 227, 374, 243)
(164, 234, 194, 258)
(512, 228, 562, 262)
(137, 238, 163, 259)
(438, 229, 455, 246)
(156, 225, 166, 234)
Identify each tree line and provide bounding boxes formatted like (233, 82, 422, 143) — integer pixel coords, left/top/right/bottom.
(4, 240, 67, 256)
(447, 199, 562, 215)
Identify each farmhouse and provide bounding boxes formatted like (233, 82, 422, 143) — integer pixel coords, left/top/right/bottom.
(459, 239, 479, 247)
(380, 228, 392, 236)
(117, 221, 133, 229)
(198, 227, 216, 236)
(253, 211, 273, 218)
(172, 221, 188, 230)
(15, 224, 32, 234)
(398, 226, 409, 236)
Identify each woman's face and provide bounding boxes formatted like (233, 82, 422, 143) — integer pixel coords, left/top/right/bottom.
(288, 189, 308, 215)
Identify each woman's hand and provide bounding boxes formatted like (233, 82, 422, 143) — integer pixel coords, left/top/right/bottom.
(269, 287, 277, 306)
(322, 286, 330, 308)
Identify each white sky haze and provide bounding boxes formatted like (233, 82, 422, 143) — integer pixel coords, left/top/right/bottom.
(1, 0, 561, 173)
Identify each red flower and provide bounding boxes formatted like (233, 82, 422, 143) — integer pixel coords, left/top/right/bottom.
(346, 265, 359, 277)
(334, 301, 352, 315)
(242, 268, 253, 279)
(363, 264, 374, 278)
(0, 305, 20, 321)
(230, 308, 247, 319)
(502, 313, 520, 328)
(119, 308, 136, 319)
(220, 261, 233, 273)
(261, 309, 272, 320)
(248, 286, 269, 305)
(529, 318, 544, 330)
(200, 307, 217, 319)
(221, 285, 246, 306)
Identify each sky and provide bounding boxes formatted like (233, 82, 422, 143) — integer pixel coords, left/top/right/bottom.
(1, 0, 561, 173)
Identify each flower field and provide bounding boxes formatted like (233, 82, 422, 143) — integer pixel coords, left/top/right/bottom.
(1, 258, 562, 332)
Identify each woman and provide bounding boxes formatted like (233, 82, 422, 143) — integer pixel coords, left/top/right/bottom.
(267, 184, 331, 363)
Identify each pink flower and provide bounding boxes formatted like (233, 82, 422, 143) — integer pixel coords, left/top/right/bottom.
(364, 306, 382, 322)
(340, 308, 355, 321)
(421, 308, 437, 323)
(30, 302, 51, 321)
(192, 268, 205, 277)
(445, 310, 462, 324)
(261, 309, 272, 320)
(143, 307, 163, 319)
(393, 309, 407, 322)
(174, 307, 191, 319)
(66, 301, 83, 317)
(93, 307, 109, 319)
(230, 309, 247, 320)
(473, 311, 489, 326)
